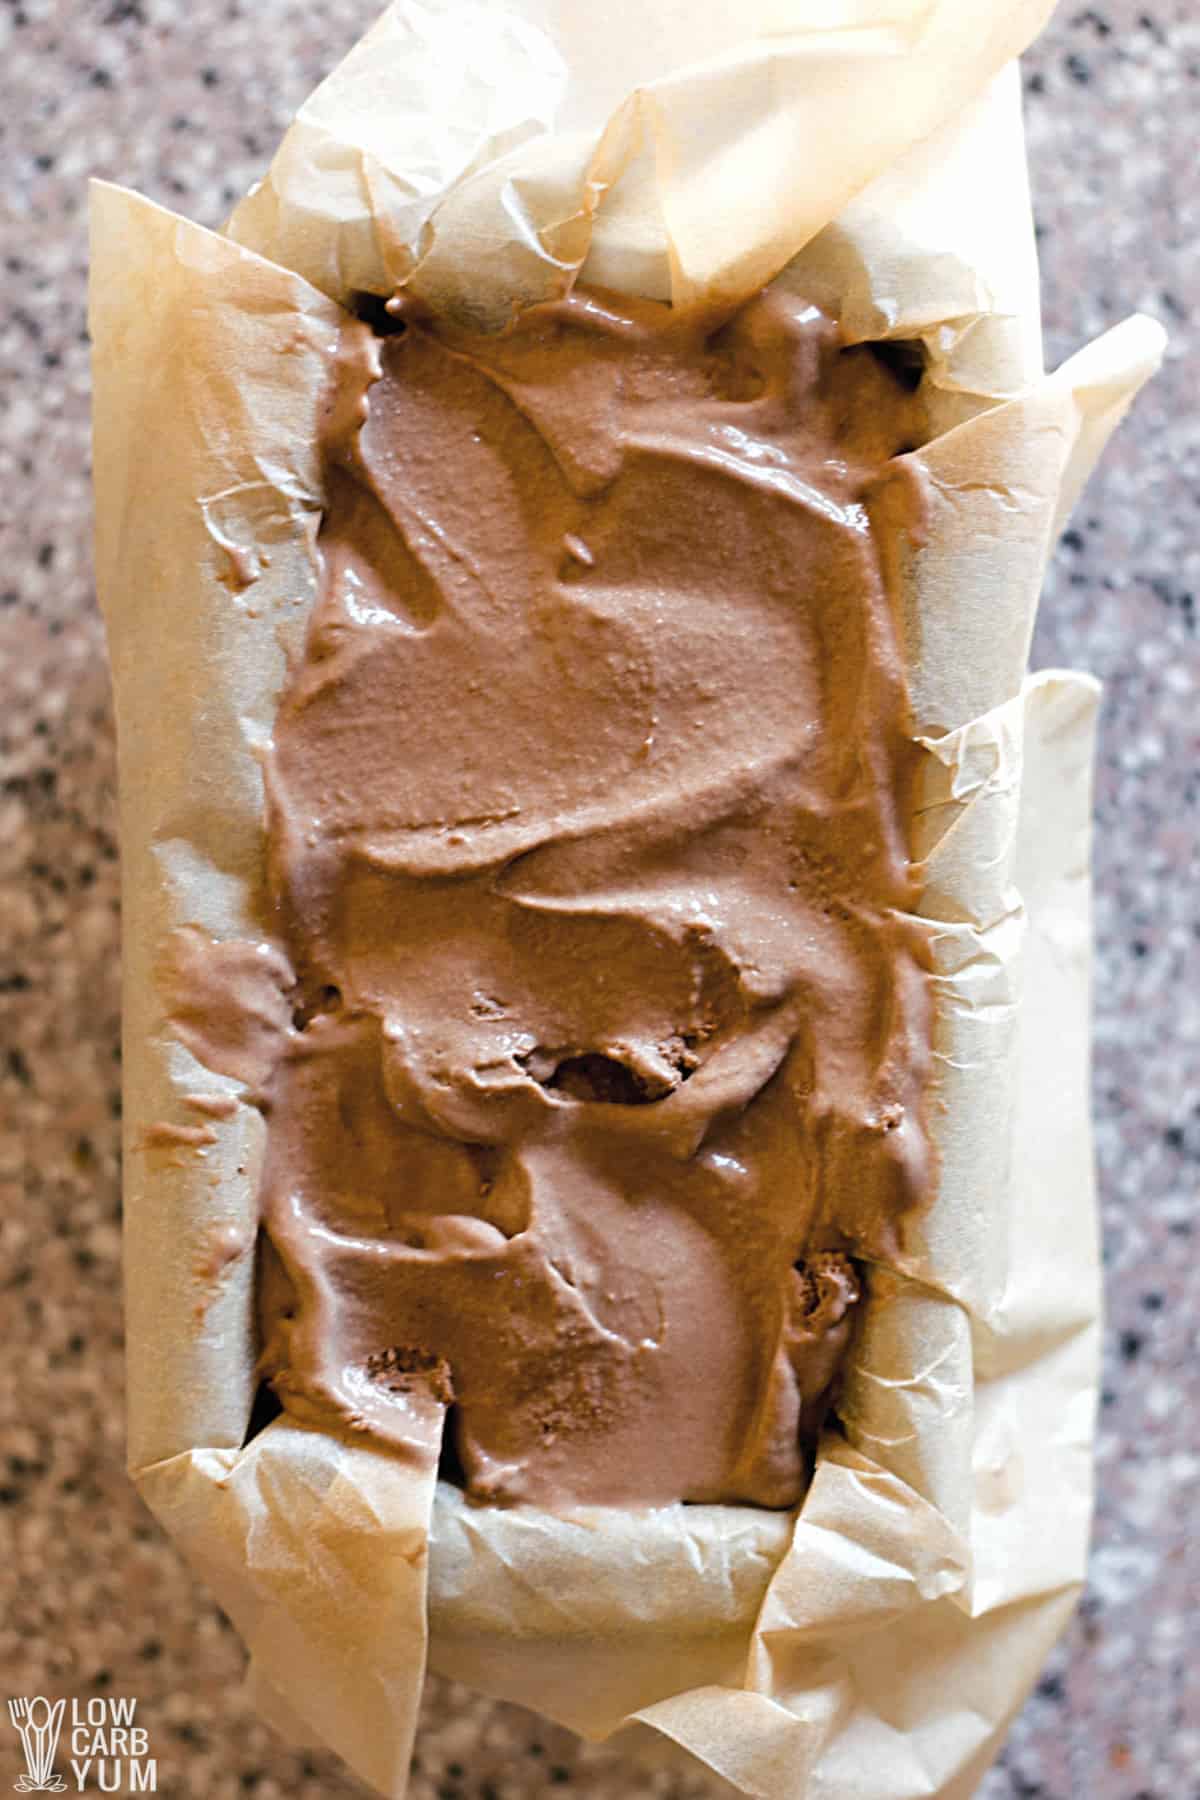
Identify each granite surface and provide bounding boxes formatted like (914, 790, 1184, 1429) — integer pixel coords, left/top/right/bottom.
(1, 2, 1196, 1796)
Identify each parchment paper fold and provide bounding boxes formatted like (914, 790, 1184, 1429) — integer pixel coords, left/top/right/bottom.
(90, 4, 1163, 1795)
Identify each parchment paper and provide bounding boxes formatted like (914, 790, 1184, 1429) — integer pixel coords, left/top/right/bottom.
(90, 3, 1164, 1795)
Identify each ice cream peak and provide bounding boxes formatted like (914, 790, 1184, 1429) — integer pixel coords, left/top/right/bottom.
(195, 282, 934, 1507)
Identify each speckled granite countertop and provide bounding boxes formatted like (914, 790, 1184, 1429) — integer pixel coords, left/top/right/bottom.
(1, 3, 1196, 1796)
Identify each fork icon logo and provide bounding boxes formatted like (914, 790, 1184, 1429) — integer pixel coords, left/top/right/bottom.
(7, 1700, 66, 1793)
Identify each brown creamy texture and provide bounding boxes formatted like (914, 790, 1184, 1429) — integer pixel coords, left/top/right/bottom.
(171, 284, 935, 1509)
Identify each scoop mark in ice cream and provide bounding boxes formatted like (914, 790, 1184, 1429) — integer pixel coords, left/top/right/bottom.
(162, 283, 934, 1509)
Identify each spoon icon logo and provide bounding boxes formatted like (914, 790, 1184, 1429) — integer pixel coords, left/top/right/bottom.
(7, 1699, 66, 1793)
